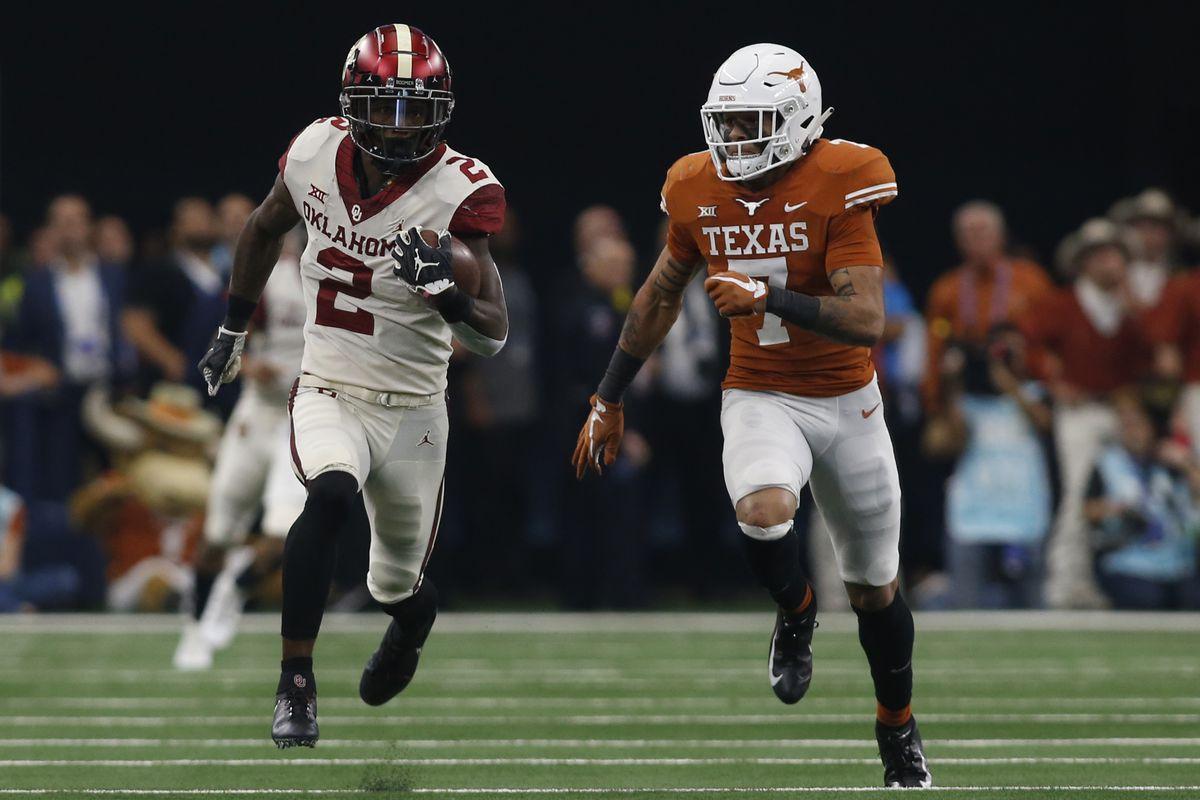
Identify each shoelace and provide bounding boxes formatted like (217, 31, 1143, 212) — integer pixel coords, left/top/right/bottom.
(284, 691, 312, 720)
(777, 616, 817, 655)
(881, 731, 924, 777)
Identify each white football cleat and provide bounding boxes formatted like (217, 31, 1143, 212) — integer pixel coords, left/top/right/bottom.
(173, 620, 214, 671)
(200, 546, 255, 651)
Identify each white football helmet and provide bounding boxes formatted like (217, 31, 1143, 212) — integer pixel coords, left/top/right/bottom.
(701, 44, 832, 181)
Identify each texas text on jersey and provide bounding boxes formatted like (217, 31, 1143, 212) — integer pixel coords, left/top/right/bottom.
(278, 116, 504, 395)
(661, 138, 896, 397)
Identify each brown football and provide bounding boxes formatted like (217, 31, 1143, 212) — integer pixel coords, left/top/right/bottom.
(418, 228, 481, 297)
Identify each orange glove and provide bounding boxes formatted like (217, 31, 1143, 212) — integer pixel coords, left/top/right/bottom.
(704, 271, 767, 317)
(571, 394, 624, 479)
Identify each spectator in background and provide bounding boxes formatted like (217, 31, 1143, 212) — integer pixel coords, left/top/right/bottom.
(645, 218, 735, 598)
(122, 198, 229, 409)
(211, 194, 254, 276)
(573, 205, 628, 256)
(4, 195, 131, 501)
(1110, 188, 1184, 310)
(924, 201, 1055, 411)
(923, 323, 1053, 608)
(452, 209, 541, 595)
(1085, 392, 1200, 609)
(0, 486, 83, 612)
(1148, 270, 1200, 456)
(556, 225, 651, 607)
(95, 215, 136, 270)
(1026, 218, 1148, 608)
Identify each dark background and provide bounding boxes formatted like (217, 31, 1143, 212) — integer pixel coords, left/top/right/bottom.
(2, 2, 1198, 296)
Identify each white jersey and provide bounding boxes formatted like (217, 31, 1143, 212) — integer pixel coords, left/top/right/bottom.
(279, 117, 505, 394)
(248, 256, 307, 400)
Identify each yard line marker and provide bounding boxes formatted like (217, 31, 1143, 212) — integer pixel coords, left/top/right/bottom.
(6, 695, 1199, 711)
(1, 785, 1200, 795)
(2, 736, 1199, 749)
(2, 712, 1198, 726)
(0, 608, 1197, 634)
(2, 756, 1200, 767)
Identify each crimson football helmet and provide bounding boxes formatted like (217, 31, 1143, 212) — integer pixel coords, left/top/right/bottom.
(340, 24, 453, 172)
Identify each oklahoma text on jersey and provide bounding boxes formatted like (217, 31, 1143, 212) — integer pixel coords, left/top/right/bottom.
(279, 116, 505, 396)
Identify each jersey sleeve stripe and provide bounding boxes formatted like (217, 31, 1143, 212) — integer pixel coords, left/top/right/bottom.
(844, 182, 898, 200)
(844, 190, 899, 209)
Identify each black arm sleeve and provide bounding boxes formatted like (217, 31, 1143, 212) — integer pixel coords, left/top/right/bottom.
(596, 347, 646, 403)
(764, 286, 820, 327)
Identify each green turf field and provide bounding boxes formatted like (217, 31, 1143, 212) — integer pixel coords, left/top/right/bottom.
(0, 611, 1197, 799)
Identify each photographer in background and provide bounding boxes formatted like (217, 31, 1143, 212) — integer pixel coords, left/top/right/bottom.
(1085, 392, 1200, 609)
(923, 323, 1053, 608)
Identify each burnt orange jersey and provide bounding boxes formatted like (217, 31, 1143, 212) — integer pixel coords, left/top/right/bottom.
(661, 138, 897, 397)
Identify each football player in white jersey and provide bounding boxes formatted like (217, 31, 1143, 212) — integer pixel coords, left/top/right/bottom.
(197, 24, 509, 748)
(174, 228, 310, 671)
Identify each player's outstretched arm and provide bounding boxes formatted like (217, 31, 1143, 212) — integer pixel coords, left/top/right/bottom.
(705, 264, 886, 347)
(198, 175, 300, 396)
(571, 247, 702, 478)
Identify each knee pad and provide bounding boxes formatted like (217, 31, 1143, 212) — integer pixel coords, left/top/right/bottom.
(739, 520, 795, 541)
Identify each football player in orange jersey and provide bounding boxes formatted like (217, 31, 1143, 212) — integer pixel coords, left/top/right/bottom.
(571, 44, 930, 788)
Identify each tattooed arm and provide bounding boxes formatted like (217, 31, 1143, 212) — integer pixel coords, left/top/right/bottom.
(573, 246, 703, 478)
(593, 247, 703, 402)
(757, 266, 886, 347)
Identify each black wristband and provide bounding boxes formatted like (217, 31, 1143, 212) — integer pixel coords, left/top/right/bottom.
(597, 347, 646, 403)
(435, 288, 475, 324)
(223, 294, 258, 332)
(764, 287, 820, 327)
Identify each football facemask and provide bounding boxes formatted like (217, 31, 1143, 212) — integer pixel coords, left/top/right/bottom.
(341, 91, 453, 171)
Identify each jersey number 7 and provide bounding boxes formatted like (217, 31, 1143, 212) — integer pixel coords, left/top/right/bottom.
(728, 256, 789, 346)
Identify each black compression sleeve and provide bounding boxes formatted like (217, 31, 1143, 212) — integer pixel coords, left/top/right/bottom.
(764, 287, 820, 328)
(596, 348, 646, 403)
(223, 294, 258, 332)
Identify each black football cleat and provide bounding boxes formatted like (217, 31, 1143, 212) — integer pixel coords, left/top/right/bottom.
(272, 688, 318, 748)
(359, 586, 438, 707)
(768, 595, 818, 704)
(876, 716, 932, 788)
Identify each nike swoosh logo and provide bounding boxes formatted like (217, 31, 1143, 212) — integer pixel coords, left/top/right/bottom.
(784, 201, 808, 212)
(710, 275, 759, 293)
(861, 403, 881, 419)
(770, 670, 784, 687)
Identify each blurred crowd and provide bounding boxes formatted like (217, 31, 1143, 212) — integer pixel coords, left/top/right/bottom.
(2, 186, 1200, 613)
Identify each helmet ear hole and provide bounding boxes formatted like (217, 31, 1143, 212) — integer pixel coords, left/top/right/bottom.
(799, 115, 814, 128)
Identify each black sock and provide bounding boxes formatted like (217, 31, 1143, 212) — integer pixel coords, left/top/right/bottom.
(192, 571, 217, 621)
(383, 580, 439, 632)
(854, 591, 915, 718)
(281, 471, 359, 641)
(739, 526, 810, 611)
(278, 656, 315, 694)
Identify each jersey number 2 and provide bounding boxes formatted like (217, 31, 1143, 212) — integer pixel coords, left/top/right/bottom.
(315, 248, 374, 335)
(729, 257, 790, 346)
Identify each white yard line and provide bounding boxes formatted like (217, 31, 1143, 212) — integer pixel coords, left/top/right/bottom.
(2, 737, 1199, 749)
(1, 713, 1197, 727)
(0, 610, 1197, 635)
(2, 756, 1200, 767)
(2, 665, 1196, 683)
(4, 696, 1200, 711)
(1, 786, 1200, 795)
